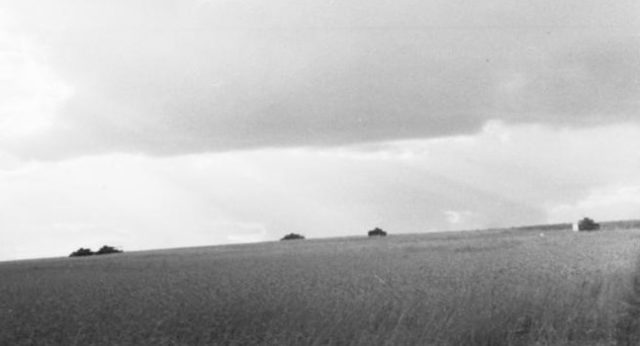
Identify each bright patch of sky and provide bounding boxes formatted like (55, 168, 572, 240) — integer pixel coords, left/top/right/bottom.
(2, 122, 640, 260)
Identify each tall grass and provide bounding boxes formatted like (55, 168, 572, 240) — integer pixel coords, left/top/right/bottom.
(616, 257, 640, 345)
(312, 270, 626, 345)
(1, 229, 640, 345)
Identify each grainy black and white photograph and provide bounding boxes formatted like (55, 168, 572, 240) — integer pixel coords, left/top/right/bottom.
(1, 0, 640, 344)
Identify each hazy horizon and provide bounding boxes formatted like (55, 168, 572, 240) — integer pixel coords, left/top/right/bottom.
(1, 0, 639, 261)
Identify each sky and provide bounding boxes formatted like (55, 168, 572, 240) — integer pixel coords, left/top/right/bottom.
(1, 0, 639, 261)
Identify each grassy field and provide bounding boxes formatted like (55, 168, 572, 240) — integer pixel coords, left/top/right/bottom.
(2, 228, 640, 345)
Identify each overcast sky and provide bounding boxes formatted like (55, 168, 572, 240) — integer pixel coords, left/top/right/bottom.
(1, 0, 639, 260)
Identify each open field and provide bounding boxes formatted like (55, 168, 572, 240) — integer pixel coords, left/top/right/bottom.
(2, 228, 640, 345)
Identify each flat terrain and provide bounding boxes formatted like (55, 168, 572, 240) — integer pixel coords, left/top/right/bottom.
(2, 228, 640, 345)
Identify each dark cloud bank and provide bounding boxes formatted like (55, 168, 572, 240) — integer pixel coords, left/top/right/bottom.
(5, 0, 640, 159)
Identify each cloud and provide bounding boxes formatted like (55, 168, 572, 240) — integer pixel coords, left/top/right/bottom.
(3, 1, 639, 262)
(497, 38, 640, 124)
(444, 210, 475, 225)
(0, 17, 73, 140)
(0, 0, 638, 160)
(223, 222, 268, 243)
(549, 185, 640, 222)
(2, 121, 640, 260)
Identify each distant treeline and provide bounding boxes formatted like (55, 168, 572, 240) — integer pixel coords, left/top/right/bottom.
(600, 220, 640, 230)
(509, 219, 640, 232)
(512, 223, 572, 232)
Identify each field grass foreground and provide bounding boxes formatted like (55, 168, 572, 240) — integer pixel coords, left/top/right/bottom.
(2, 228, 640, 345)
